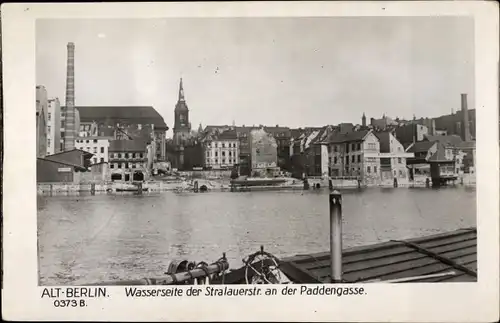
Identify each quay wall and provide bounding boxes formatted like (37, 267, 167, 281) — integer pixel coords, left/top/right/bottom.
(38, 174, 476, 195)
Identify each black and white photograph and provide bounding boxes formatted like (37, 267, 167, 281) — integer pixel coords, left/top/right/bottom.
(2, 2, 499, 322)
(35, 15, 479, 286)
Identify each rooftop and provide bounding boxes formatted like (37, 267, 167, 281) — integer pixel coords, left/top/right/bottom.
(374, 131, 392, 153)
(427, 143, 452, 163)
(406, 141, 436, 153)
(424, 134, 463, 147)
(109, 139, 148, 152)
(325, 129, 371, 144)
(71, 106, 168, 130)
(280, 228, 477, 283)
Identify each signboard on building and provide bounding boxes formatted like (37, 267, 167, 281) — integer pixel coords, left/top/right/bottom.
(57, 167, 72, 173)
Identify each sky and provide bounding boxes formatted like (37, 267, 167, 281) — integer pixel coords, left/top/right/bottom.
(36, 17, 474, 136)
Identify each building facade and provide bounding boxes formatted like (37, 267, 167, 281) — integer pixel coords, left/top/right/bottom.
(37, 149, 92, 183)
(72, 105, 167, 163)
(108, 140, 148, 171)
(46, 98, 61, 155)
(326, 130, 382, 183)
(289, 126, 332, 178)
(374, 131, 414, 183)
(75, 136, 113, 165)
(394, 123, 429, 148)
(249, 128, 278, 176)
(36, 85, 48, 158)
(202, 129, 239, 169)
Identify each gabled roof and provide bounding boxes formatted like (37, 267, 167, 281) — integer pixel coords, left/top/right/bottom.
(374, 131, 391, 153)
(216, 129, 238, 140)
(109, 139, 148, 152)
(427, 143, 452, 163)
(45, 148, 93, 158)
(406, 141, 436, 153)
(424, 134, 463, 147)
(72, 106, 168, 130)
(325, 129, 372, 144)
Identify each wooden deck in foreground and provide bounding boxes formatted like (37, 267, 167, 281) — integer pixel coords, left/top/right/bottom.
(279, 228, 477, 284)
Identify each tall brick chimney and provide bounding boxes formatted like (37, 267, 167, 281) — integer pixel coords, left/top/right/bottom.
(461, 93, 471, 141)
(64, 42, 76, 150)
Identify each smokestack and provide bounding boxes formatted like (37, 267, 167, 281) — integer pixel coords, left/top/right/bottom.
(461, 93, 471, 141)
(64, 42, 76, 150)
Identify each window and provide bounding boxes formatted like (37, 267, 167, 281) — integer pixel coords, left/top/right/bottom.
(118, 153, 122, 158)
(215, 159, 218, 164)
(48, 112, 51, 121)
(139, 153, 143, 158)
(118, 163, 122, 169)
(215, 151, 218, 157)
(367, 166, 371, 173)
(48, 138, 51, 147)
(86, 140, 89, 144)
(374, 166, 377, 173)
(358, 143, 361, 150)
(48, 126, 51, 133)
(100, 158, 104, 163)
(334, 157, 337, 164)
(222, 151, 225, 157)
(101, 147, 104, 153)
(93, 139, 98, 143)
(357, 155, 361, 163)
(222, 143, 225, 148)
(334, 145, 338, 152)
(394, 170, 397, 176)
(399, 170, 403, 177)
(229, 151, 232, 157)
(93, 158, 97, 164)
(110, 164, 115, 169)
(351, 155, 355, 162)
(223, 159, 226, 164)
(398, 158, 402, 164)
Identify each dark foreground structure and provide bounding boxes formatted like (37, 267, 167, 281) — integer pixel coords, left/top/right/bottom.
(279, 227, 477, 283)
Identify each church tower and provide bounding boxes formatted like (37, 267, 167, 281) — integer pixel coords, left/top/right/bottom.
(173, 78, 191, 146)
(361, 113, 366, 127)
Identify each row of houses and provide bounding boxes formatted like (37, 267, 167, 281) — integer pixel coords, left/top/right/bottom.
(167, 120, 475, 184)
(290, 125, 475, 184)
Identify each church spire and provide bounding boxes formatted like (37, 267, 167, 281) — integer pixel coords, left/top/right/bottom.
(362, 112, 366, 127)
(178, 77, 185, 102)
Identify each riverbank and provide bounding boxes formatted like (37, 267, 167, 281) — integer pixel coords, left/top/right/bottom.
(37, 176, 476, 196)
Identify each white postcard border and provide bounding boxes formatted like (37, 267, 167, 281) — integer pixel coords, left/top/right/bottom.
(2, 1, 499, 322)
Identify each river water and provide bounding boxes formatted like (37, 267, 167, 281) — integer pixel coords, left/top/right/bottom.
(37, 186, 476, 285)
